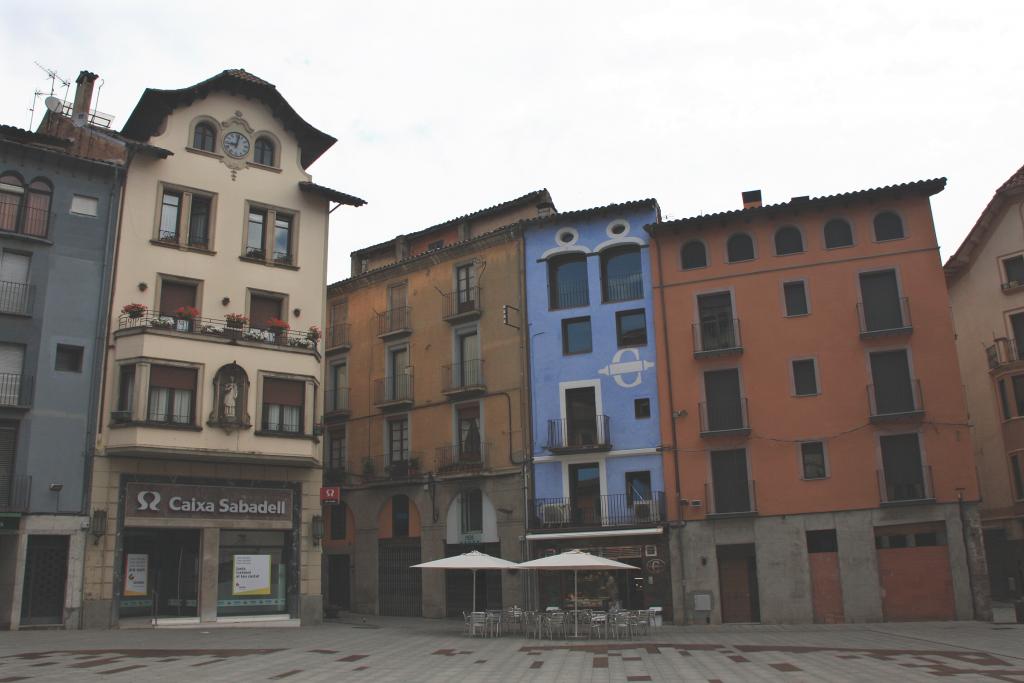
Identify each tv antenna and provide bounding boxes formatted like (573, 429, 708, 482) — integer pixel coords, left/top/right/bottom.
(28, 62, 71, 129)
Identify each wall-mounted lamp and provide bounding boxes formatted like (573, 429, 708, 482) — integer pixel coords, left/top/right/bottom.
(90, 509, 107, 545)
(311, 514, 324, 547)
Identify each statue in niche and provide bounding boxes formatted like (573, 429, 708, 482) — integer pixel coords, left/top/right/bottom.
(209, 363, 250, 431)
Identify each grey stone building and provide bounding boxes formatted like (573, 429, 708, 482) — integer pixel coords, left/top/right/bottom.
(0, 122, 120, 629)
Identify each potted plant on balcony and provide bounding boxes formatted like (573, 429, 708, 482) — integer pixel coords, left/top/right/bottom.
(225, 313, 248, 329)
(266, 317, 290, 344)
(307, 325, 322, 344)
(362, 456, 375, 478)
(122, 303, 147, 320)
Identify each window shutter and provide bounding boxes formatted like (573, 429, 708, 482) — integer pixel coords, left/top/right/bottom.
(149, 365, 196, 391)
(251, 295, 282, 328)
(159, 281, 197, 315)
(0, 344, 24, 374)
(264, 378, 304, 406)
(0, 424, 16, 509)
(0, 252, 30, 284)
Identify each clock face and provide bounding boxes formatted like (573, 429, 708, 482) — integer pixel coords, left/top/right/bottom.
(223, 131, 250, 158)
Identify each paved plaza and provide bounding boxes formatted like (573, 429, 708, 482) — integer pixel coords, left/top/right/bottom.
(0, 617, 1022, 682)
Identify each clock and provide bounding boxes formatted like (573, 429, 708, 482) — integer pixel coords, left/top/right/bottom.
(223, 131, 250, 158)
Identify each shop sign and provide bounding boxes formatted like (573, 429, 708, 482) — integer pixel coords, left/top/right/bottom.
(320, 486, 340, 505)
(124, 553, 148, 596)
(125, 482, 292, 521)
(233, 554, 271, 596)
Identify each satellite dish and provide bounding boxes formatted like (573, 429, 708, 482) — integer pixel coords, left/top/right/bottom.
(44, 96, 62, 113)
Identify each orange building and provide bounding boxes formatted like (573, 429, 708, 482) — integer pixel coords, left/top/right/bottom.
(647, 181, 989, 624)
(321, 191, 552, 617)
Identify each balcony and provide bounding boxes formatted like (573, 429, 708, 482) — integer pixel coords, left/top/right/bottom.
(704, 479, 757, 516)
(546, 415, 611, 453)
(0, 475, 31, 513)
(374, 373, 414, 409)
(0, 373, 32, 408)
(325, 323, 351, 352)
(362, 453, 424, 481)
(550, 282, 589, 311)
(324, 387, 350, 421)
(529, 492, 666, 529)
(442, 360, 485, 397)
(986, 338, 1023, 370)
(115, 312, 320, 354)
(604, 273, 643, 303)
(868, 380, 924, 422)
(858, 298, 912, 338)
(698, 398, 750, 437)
(878, 465, 934, 505)
(377, 306, 412, 338)
(693, 319, 742, 358)
(0, 204, 51, 240)
(0, 280, 33, 316)
(442, 287, 482, 323)
(436, 442, 489, 474)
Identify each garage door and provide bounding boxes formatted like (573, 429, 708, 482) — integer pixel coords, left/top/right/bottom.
(875, 523, 955, 621)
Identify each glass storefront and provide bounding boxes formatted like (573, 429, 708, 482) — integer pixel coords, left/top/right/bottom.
(119, 529, 200, 618)
(216, 529, 290, 617)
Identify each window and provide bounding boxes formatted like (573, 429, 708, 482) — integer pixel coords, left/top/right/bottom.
(783, 281, 808, 316)
(703, 368, 745, 432)
(1011, 454, 1024, 500)
(261, 378, 304, 434)
(696, 292, 737, 351)
(565, 386, 600, 447)
(159, 191, 182, 242)
(187, 194, 212, 247)
(386, 346, 411, 401)
(156, 186, 214, 249)
(0, 343, 25, 406)
(427, 239, 444, 251)
(392, 495, 410, 537)
(562, 317, 592, 355)
(116, 365, 135, 417)
(0, 250, 31, 315)
(1013, 375, 1024, 418)
(246, 209, 266, 259)
(625, 471, 652, 505)
(55, 344, 83, 372)
(710, 448, 751, 513)
(272, 213, 293, 264)
(634, 398, 651, 419)
(875, 524, 946, 549)
(457, 404, 482, 459)
(159, 278, 199, 328)
(330, 502, 347, 540)
(327, 428, 346, 472)
(726, 233, 754, 263)
(615, 309, 647, 347)
(455, 263, 476, 310)
(70, 195, 98, 217)
(824, 218, 853, 248)
(0, 174, 23, 233)
(774, 226, 804, 255)
(253, 136, 275, 166)
(874, 211, 904, 241)
(792, 359, 818, 396)
(249, 292, 283, 330)
(880, 433, 927, 501)
(23, 179, 51, 238)
(800, 441, 827, 479)
(601, 246, 643, 302)
(388, 417, 409, 462)
(454, 330, 481, 388)
(869, 349, 917, 415)
(147, 365, 197, 425)
(681, 241, 707, 269)
(859, 269, 906, 332)
(999, 379, 1012, 420)
(1003, 256, 1024, 287)
(460, 489, 483, 535)
(806, 529, 838, 553)
(192, 122, 216, 152)
(548, 254, 589, 309)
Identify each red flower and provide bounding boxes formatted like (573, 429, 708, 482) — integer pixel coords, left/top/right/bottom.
(307, 325, 322, 341)
(266, 317, 290, 331)
(175, 305, 200, 319)
(122, 303, 147, 317)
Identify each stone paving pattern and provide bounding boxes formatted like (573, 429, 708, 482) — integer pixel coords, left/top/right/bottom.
(0, 618, 1022, 682)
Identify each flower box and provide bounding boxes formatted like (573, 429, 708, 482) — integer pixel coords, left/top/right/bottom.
(122, 303, 147, 319)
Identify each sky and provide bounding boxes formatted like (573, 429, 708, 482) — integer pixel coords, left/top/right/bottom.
(2, 1, 1023, 283)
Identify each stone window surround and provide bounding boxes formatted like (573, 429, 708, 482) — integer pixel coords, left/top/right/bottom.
(111, 358, 205, 431)
(151, 180, 218, 254)
(240, 199, 300, 270)
(253, 369, 318, 439)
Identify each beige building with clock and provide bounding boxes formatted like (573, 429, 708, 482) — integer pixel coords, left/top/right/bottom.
(57, 69, 364, 628)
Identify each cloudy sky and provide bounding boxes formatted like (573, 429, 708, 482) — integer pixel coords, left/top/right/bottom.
(3, 1, 1022, 283)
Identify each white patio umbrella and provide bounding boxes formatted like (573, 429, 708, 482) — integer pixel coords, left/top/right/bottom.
(411, 550, 519, 613)
(516, 549, 638, 638)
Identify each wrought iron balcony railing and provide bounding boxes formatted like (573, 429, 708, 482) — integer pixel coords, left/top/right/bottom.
(858, 297, 912, 337)
(442, 359, 485, 395)
(0, 280, 33, 316)
(324, 387, 350, 417)
(116, 312, 319, 352)
(603, 272, 643, 303)
(374, 373, 414, 406)
(986, 338, 1023, 369)
(693, 318, 742, 356)
(436, 442, 488, 473)
(0, 204, 51, 239)
(442, 286, 482, 321)
(698, 398, 749, 436)
(550, 282, 589, 310)
(0, 373, 32, 408)
(878, 465, 934, 504)
(325, 323, 351, 351)
(377, 306, 412, 337)
(546, 415, 611, 452)
(705, 479, 757, 515)
(529, 492, 665, 529)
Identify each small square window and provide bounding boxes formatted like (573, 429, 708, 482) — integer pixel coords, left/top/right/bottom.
(800, 441, 827, 479)
(616, 309, 647, 347)
(562, 317, 592, 355)
(1003, 256, 1024, 287)
(70, 195, 98, 217)
(806, 529, 838, 553)
(634, 398, 651, 419)
(783, 281, 808, 316)
(55, 344, 84, 372)
(792, 358, 818, 396)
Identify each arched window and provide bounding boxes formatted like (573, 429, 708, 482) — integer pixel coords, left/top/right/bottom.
(24, 179, 51, 238)
(0, 173, 24, 233)
(681, 241, 707, 270)
(192, 122, 215, 152)
(774, 226, 804, 255)
(874, 211, 904, 241)
(726, 233, 755, 263)
(823, 218, 853, 248)
(548, 253, 589, 309)
(600, 246, 643, 302)
(392, 494, 411, 538)
(254, 136, 275, 166)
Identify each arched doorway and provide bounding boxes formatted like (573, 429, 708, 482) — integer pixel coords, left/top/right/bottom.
(444, 489, 502, 616)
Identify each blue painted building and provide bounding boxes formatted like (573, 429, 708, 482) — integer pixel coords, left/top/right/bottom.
(523, 199, 672, 618)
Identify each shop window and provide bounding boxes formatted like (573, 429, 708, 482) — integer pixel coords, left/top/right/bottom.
(393, 495, 410, 537)
(217, 529, 289, 617)
(261, 378, 304, 434)
(147, 365, 197, 425)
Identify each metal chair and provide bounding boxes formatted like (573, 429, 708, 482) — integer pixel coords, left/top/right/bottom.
(545, 611, 567, 640)
(469, 611, 488, 637)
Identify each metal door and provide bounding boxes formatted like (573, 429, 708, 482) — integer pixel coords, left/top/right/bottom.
(378, 540, 421, 616)
(20, 535, 68, 625)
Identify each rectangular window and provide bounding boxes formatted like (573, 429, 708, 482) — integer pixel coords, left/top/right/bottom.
(806, 529, 838, 553)
(460, 489, 483, 534)
(800, 441, 827, 479)
(710, 448, 751, 513)
(792, 358, 818, 396)
(455, 330, 480, 388)
(1014, 376, 1024, 418)
(565, 386, 599, 446)
(159, 279, 198, 317)
(187, 194, 212, 248)
(783, 281, 808, 316)
(696, 292, 737, 351)
(392, 494, 410, 537)
(625, 471, 652, 505)
(1011, 454, 1024, 500)
(562, 317, 592, 355)
(0, 250, 31, 315)
(880, 433, 927, 501)
(999, 379, 1012, 420)
(634, 398, 651, 419)
(272, 213, 292, 264)
(246, 209, 266, 259)
(0, 343, 25, 407)
(869, 349, 916, 415)
(457, 403, 481, 459)
(327, 428, 346, 471)
(116, 365, 135, 415)
(261, 378, 304, 434)
(703, 368, 744, 431)
(159, 191, 181, 242)
(250, 292, 283, 330)
(859, 270, 904, 332)
(147, 365, 196, 425)
(54, 344, 83, 372)
(330, 504, 347, 540)
(70, 195, 98, 217)
(455, 263, 476, 310)
(388, 417, 409, 461)
(616, 309, 647, 347)
(1004, 256, 1024, 286)
(548, 255, 589, 309)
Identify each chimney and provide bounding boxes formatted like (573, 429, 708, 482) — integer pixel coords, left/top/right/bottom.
(72, 71, 99, 117)
(742, 190, 762, 210)
(537, 201, 556, 218)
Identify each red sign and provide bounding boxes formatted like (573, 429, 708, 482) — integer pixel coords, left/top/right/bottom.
(320, 486, 340, 505)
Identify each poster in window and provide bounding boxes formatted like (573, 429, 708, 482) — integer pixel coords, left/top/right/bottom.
(232, 554, 271, 596)
(124, 553, 148, 597)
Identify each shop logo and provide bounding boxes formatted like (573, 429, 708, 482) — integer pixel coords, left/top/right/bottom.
(598, 348, 654, 388)
(136, 490, 162, 511)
